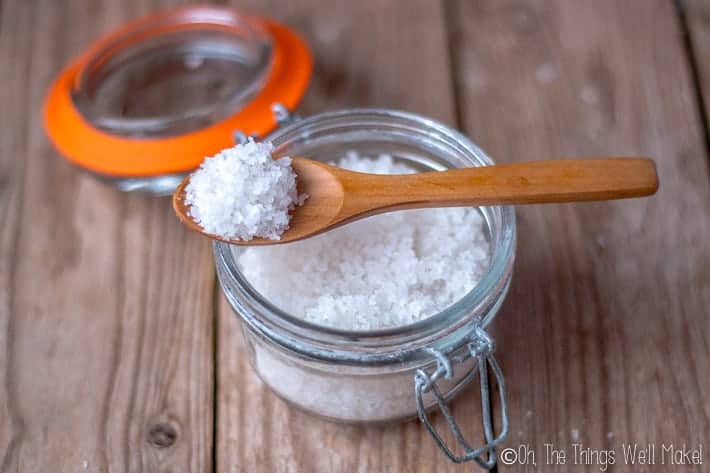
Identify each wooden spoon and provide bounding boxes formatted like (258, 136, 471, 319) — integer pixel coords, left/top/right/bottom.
(173, 157, 658, 246)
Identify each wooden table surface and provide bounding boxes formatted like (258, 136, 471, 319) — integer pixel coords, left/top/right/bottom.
(2, 0, 710, 472)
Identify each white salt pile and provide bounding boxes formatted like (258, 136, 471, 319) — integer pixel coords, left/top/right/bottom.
(237, 152, 490, 331)
(185, 139, 305, 241)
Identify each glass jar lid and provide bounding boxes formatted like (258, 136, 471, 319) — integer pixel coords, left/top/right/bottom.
(44, 6, 312, 177)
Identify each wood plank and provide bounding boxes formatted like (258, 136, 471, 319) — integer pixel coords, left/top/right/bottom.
(684, 0, 710, 136)
(0, 0, 214, 471)
(214, 1, 477, 472)
(449, 0, 710, 471)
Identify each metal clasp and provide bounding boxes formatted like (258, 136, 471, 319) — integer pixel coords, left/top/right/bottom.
(414, 326, 508, 468)
(234, 103, 301, 144)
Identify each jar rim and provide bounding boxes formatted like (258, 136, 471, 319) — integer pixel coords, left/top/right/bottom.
(215, 108, 517, 364)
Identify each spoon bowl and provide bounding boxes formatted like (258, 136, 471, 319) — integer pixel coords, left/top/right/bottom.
(173, 158, 350, 245)
(173, 156, 659, 245)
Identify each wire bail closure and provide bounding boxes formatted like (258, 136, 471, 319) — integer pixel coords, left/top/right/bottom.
(234, 103, 301, 144)
(414, 326, 508, 468)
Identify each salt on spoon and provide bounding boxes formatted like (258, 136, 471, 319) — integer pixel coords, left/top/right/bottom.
(183, 139, 307, 241)
(174, 142, 659, 245)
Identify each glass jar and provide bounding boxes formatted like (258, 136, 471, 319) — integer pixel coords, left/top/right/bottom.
(44, 6, 311, 195)
(215, 109, 517, 465)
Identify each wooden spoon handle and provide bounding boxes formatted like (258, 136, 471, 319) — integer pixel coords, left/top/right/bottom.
(355, 158, 658, 209)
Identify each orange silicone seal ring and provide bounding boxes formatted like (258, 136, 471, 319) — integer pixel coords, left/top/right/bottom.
(43, 6, 312, 177)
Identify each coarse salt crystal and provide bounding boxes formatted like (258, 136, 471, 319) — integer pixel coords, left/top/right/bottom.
(237, 153, 490, 331)
(185, 139, 305, 241)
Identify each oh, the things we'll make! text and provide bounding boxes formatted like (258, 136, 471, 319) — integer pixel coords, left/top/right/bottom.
(499, 441, 703, 471)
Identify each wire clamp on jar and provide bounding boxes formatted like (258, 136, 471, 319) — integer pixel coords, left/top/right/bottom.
(234, 103, 301, 145)
(414, 326, 508, 469)
(271, 103, 301, 126)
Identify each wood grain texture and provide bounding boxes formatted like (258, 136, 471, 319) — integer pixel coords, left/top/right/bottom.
(214, 1, 473, 472)
(327, 157, 660, 209)
(3, 0, 709, 472)
(0, 0, 214, 472)
(449, 0, 710, 471)
(217, 1, 710, 472)
(684, 0, 710, 136)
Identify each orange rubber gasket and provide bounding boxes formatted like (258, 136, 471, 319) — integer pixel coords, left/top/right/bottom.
(44, 8, 312, 177)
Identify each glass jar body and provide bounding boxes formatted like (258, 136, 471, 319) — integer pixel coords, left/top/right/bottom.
(216, 109, 516, 423)
(243, 329, 479, 423)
